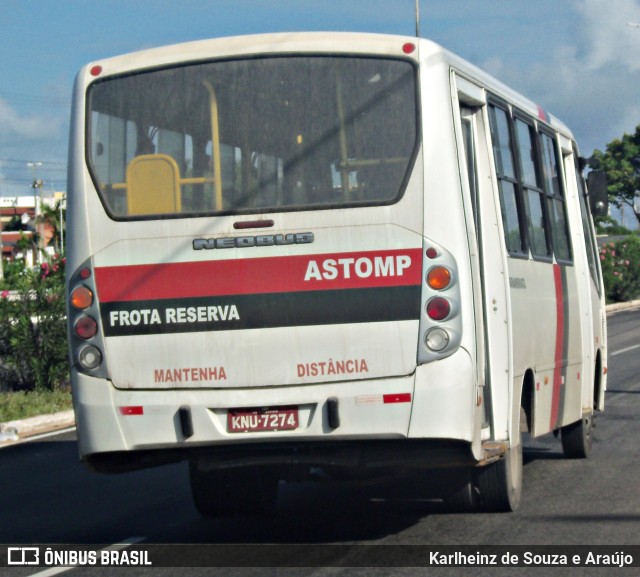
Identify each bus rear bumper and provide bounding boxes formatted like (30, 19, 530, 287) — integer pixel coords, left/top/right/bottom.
(71, 349, 478, 473)
(83, 437, 476, 475)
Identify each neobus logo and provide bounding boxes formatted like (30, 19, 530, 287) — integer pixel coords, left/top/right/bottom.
(193, 232, 314, 250)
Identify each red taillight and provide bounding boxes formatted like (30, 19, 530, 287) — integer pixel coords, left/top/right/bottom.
(426, 297, 451, 321)
(75, 316, 98, 339)
(402, 42, 416, 54)
(90, 65, 103, 77)
(70, 263, 106, 373)
(425, 247, 439, 259)
(419, 242, 461, 363)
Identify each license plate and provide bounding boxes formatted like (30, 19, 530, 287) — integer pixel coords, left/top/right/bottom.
(227, 406, 299, 433)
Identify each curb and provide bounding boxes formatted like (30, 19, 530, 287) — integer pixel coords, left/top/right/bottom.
(0, 410, 75, 444)
(605, 299, 640, 313)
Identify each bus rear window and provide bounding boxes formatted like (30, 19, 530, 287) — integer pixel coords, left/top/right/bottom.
(87, 56, 418, 219)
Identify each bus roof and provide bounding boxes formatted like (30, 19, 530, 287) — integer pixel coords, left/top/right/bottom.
(81, 31, 574, 141)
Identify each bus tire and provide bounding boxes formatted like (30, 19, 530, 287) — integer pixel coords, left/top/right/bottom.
(475, 444, 522, 512)
(443, 469, 478, 512)
(475, 409, 523, 513)
(561, 412, 592, 459)
(189, 461, 279, 518)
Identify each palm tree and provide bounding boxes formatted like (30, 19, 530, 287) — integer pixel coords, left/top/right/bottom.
(36, 201, 65, 256)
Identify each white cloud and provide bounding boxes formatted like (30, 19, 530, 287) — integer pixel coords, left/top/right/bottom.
(0, 99, 39, 140)
(0, 98, 61, 143)
(471, 1, 640, 155)
(0, 98, 67, 196)
(577, 0, 640, 71)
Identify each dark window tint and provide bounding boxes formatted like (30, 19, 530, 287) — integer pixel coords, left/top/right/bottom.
(541, 132, 572, 261)
(87, 56, 419, 219)
(489, 104, 525, 254)
(515, 118, 550, 258)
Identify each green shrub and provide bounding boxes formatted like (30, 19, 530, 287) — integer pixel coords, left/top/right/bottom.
(0, 253, 69, 391)
(599, 236, 640, 303)
(0, 388, 72, 422)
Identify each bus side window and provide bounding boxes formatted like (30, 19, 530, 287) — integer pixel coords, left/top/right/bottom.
(575, 153, 602, 294)
(540, 132, 572, 262)
(514, 117, 551, 259)
(460, 108, 480, 238)
(488, 104, 527, 256)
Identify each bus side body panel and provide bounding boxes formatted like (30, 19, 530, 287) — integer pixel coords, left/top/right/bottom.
(408, 55, 481, 448)
(508, 259, 584, 435)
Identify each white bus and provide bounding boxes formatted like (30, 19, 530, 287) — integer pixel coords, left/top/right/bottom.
(66, 32, 608, 514)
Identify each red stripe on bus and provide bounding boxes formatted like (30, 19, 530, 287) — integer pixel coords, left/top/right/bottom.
(94, 249, 423, 303)
(537, 104, 549, 123)
(550, 264, 564, 429)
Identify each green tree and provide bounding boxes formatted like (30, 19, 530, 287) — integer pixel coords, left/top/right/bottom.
(0, 253, 68, 391)
(591, 124, 640, 226)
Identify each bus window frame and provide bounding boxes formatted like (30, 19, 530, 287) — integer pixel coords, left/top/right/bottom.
(487, 99, 529, 260)
(538, 127, 574, 265)
(512, 111, 553, 263)
(83, 54, 423, 223)
(488, 95, 576, 266)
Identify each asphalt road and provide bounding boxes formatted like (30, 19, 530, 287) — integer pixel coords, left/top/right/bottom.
(1, 307, 639, 576)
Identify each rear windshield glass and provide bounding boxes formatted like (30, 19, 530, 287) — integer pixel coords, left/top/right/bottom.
(87, 56, 419, 219)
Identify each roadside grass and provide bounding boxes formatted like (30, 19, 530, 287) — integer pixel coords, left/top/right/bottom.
(0, 388, 73, 423)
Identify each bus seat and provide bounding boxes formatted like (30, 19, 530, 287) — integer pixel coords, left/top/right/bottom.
(126, 154, 182, 215)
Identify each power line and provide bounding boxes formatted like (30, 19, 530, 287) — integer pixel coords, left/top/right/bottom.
(0, 158, 66, 167)
(0, 90, 70, 107)
(1, 176, 66, 184)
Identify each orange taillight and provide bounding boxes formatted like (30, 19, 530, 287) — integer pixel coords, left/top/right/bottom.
(426, 266, 452, 290)
(71, 286, 93, 310)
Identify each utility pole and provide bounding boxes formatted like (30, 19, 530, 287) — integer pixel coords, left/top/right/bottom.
(27, 161, 43, 266)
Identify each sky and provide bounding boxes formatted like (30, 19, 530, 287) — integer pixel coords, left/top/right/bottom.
(1, 0, 640, 206)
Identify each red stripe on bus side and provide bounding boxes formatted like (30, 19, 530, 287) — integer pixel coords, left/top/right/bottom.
(94, 249, 423, 303)
(550, 264, 564, 429)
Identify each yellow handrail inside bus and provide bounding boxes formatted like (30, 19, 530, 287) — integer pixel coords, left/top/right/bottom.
(125, 153, 182, 215)
(202, 79, 224, 211)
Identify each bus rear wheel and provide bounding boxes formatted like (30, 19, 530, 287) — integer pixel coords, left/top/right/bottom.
(189, 461, 280, 518)
(475, 407, 524, 513)
(475, 440, 522, 512)
(561, 412, 592, 459)
(443, 468, 478, 512)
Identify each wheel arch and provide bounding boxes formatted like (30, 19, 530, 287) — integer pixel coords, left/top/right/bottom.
(520, 368, 535, 435)
(593, 349, 605, 411)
